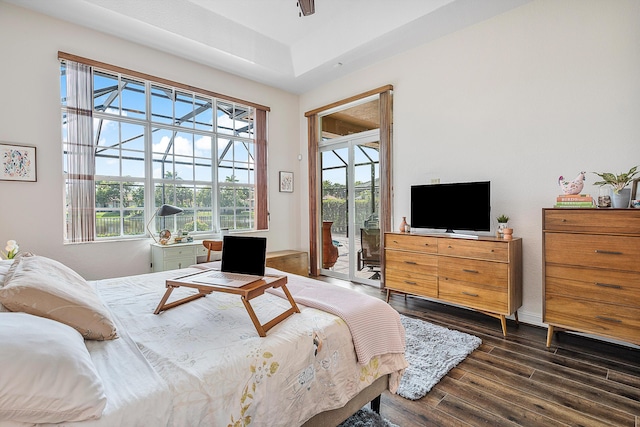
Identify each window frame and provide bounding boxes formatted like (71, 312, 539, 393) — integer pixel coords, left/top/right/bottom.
(60, 52, 269, 243)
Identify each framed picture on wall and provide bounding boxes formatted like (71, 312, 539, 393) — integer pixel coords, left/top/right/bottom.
(279, 171, 293, 193)
(0, 143, 37, 182)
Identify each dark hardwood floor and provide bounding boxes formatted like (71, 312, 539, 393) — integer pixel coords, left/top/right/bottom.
(324, 278, 640, 427)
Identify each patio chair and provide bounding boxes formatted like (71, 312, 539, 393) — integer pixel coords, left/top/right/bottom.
(357, 228, 380, 277)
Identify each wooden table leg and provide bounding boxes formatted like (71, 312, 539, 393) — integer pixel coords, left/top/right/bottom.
(546, 325, 554, 348)
(154, 286, 176, 314)
(154, 285, 211, 314)
(240, 284, 300, 337)
(280, 284, 301, 314)
(500, 315, 507, 337)
(241, 296, 267, 337)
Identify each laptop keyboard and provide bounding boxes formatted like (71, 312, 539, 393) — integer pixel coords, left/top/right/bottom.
(207, 271, 261, 281)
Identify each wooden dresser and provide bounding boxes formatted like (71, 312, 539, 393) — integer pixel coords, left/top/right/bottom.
(384, 232, 522, 336)
(543, 208, 640, 347)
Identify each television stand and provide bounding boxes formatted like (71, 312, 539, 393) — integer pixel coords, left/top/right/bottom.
(384, 232, 522, 336)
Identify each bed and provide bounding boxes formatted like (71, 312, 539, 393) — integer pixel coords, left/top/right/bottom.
(0, 256, 407, 427)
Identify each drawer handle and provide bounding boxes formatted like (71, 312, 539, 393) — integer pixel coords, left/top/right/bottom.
(595, 282, 622, 289)
(561, 219, 567, 222)
(448, 245, 453, 249)
(404, 280, 417, 285)
(393, 240, 399, 244)
(404, 261, 417, 265)
(594, 250, 623, 255)
(462, 291, 479, 297)
(595, 316, 621, 323)
(462, 269, 479, 274)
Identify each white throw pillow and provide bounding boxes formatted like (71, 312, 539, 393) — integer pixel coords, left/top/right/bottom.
(0, 256, 117, 340)
(0, 312, 107, 423)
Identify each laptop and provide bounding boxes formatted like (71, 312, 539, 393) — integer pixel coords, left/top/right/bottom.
(192, 236, 267, 287)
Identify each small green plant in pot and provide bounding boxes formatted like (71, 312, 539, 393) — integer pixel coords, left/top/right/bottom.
(496, 214, 509, 237)
(593, 166, 639, 208)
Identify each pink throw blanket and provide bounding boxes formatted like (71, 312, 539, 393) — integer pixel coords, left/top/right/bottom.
(264, 270, 406, 366)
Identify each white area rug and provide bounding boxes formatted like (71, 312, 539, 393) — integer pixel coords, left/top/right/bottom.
(397, 314, 482, 400)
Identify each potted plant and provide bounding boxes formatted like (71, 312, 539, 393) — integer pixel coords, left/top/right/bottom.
(496, 214, 509, 224)
(496, 214, 509, 237)
(593, 166, 639, 208)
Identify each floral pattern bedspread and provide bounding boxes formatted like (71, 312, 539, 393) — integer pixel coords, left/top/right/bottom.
(92, 268, 407, 427)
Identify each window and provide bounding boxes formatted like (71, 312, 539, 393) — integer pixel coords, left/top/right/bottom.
(60, 55, 268, 243)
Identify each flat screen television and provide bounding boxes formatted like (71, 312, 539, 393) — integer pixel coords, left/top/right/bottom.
(410, 181, 491, 234)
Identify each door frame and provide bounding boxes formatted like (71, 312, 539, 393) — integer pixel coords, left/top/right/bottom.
(305, 85, 393, 283)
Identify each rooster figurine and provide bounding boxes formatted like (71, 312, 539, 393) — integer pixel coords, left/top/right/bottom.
(558, 171, 586, 195)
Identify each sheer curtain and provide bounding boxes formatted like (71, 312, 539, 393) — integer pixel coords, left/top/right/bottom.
(65, 61, 95, 242)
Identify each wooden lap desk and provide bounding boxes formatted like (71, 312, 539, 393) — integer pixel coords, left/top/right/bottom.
(154, 271, 300, 337)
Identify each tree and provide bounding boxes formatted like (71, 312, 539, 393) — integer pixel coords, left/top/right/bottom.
(154, 171, 194, 207)
(220, 175, 250, 211)
(95, 181, 121, 208)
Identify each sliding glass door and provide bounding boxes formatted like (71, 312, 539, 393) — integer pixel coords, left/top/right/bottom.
(319, 131, 380, 286)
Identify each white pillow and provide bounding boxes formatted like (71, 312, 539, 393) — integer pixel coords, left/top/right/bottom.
(0, 256, 117, 340)
(0, 312, 107, 423)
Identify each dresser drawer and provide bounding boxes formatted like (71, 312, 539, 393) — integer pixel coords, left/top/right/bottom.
(438, 278, 508, 313)
(385, 269, 437, 297)
(162, 245, 196, 259)
(545, 233, 640, 273)
(545, 294, 640, 345)
(196, 244, 209, 257)
(439, 257, 508, 288)
(437, 239, 508, 261)
(544, 209, 640, 234)
(162, 258, 193, 270)
(545, 265, 640, 307)
(385, 250, 437, 276)
(385, 233, 437, 253)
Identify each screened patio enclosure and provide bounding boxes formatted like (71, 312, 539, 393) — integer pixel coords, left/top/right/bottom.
(61, 58, 263, 241)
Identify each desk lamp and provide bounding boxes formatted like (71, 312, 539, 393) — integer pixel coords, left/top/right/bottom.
(146, 204, 183, 243)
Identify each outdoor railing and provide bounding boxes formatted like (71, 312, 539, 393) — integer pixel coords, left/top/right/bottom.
(92, 214, 252, 237)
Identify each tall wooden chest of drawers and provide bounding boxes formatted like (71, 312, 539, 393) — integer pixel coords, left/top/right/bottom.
(384, 232, 522, 335)
(543, 208, 640, 347)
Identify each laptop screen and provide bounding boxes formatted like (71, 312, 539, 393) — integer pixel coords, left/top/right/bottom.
(221, 236, 267, 276)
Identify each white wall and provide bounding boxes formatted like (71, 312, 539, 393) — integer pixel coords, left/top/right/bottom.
(299, 0, 640, 325)
(0, 3, 301, 279)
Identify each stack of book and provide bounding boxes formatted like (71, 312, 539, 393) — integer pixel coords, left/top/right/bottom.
(554, 194, 595, 208)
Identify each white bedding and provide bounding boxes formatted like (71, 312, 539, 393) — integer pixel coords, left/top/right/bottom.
(5, 266, 406, 427)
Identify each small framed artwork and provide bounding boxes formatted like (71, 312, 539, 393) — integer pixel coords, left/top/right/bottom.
(279, 171, 293, 193)
(1, 143, 37, 182)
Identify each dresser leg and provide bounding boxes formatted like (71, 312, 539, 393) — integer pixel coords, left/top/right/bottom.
(385, 289, 390, 303)
(514, 311, 519, 325)
(546, 325, 554, 348)
(500, 315, 507, 337)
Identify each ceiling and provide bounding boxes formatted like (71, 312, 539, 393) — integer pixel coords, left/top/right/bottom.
(6, 0, 531, 94)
